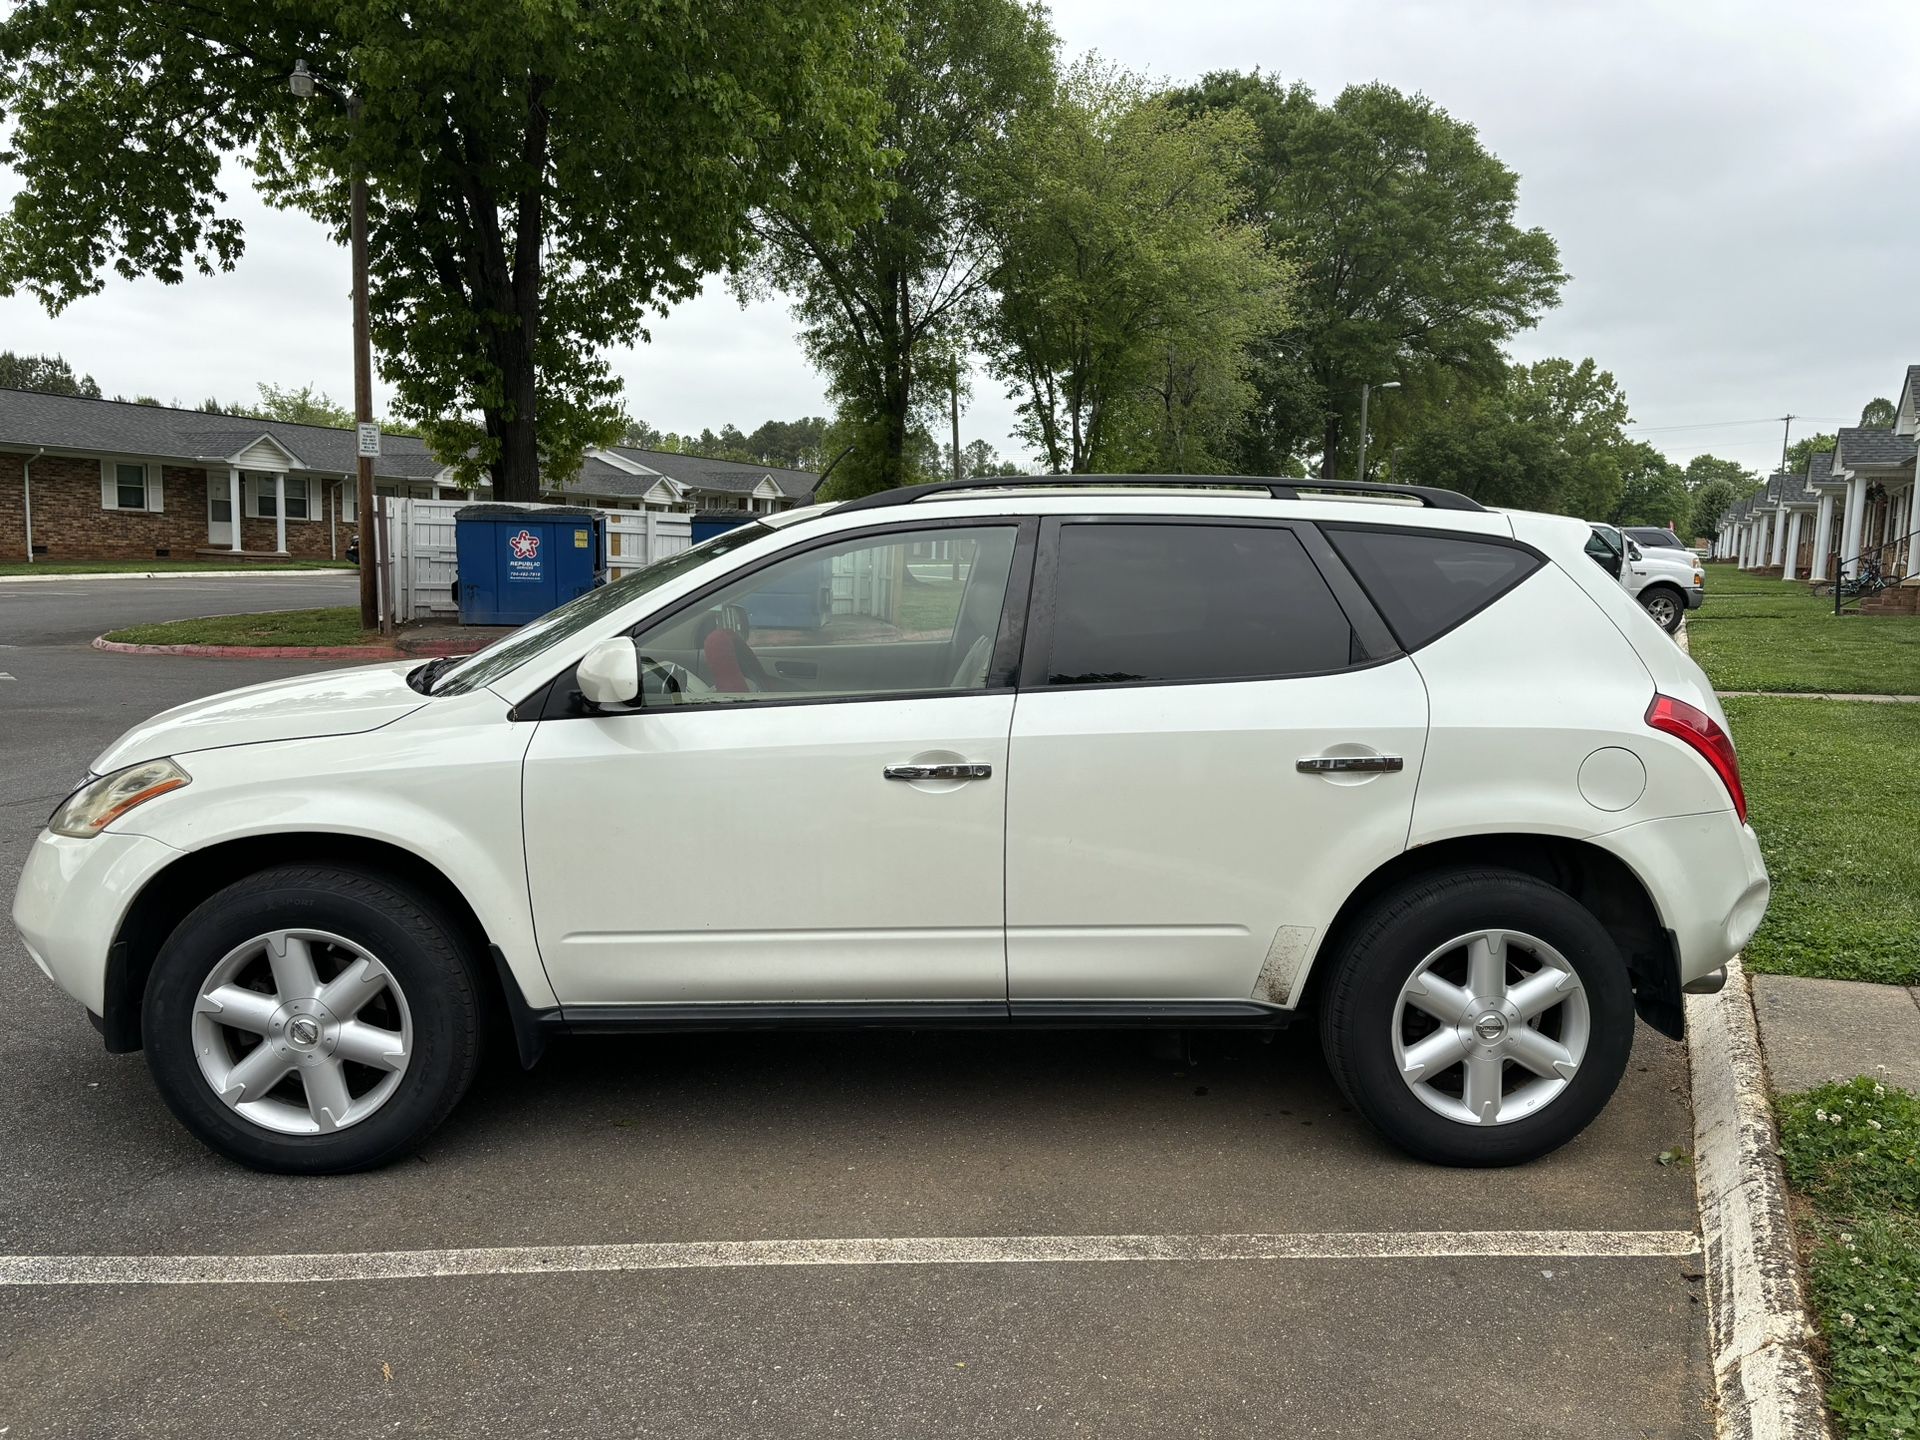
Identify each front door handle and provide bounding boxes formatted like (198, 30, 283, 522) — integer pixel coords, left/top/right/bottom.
(1297, 754, 1403, 774)
(884, 763, 992, 781)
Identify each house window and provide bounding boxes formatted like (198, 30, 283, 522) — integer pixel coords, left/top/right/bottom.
(115, 463, 149, 510)
(250, 474, 310, 520)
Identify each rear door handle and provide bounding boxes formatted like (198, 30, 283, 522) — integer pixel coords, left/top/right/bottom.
(884, 763, 992, 781)
(1297, 754, 1403, 774)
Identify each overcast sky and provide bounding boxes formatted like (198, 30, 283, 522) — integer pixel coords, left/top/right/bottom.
(2, 0, 1914, 475)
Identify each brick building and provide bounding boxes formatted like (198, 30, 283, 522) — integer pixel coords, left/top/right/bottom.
(0, 389, 820, 563)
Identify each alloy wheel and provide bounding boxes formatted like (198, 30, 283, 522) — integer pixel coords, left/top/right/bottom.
(190, 929, 413, 1136)
(1390, 928, 1591, 1126)
(1644, 593, 1679, 628)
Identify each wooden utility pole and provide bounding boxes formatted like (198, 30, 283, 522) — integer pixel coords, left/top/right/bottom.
(349, 92, 378, 632)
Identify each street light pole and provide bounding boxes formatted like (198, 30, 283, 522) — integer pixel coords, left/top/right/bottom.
(292, 61, 378, 631)
(1355, 380, 1401, 482)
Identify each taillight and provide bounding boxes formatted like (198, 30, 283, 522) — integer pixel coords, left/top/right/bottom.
(1645, 693, 1747, 822)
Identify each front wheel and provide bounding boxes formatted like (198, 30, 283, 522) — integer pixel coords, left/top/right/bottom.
(1639, 586, 1684, 633)
(143, 865, 483, 1174)
(1317, 869, 1635, 1166)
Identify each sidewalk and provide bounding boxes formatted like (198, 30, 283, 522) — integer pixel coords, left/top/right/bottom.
(1751, 973, 1920, 1093)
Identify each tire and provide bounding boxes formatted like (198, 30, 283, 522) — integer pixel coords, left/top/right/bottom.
(1639, 585, 1684, 633)
(1317, 868, 1635, 1167)
(143, 865, 483, 1174)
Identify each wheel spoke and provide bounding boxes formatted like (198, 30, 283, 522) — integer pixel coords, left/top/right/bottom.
(1463, 1053, 1504, 1123)
(266, 932, 321, 1000)
(334, 1020, 407, 1072)
(1506, 1025, 1579, 1081)
(1467, 932, 1507, 1002)
(1400, 1028, 1468, 1084)
(196, 984, 278, 1036)
(302, 1060, 354, 1130)
(221, 1043, 294, 1103)
(1509, 967, 1578, 1021)
(1405, 972, 1474, 1026)
(320, 957, 387, 1020)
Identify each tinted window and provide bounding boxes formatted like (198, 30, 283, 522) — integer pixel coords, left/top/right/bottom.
(1626, 527, 1687, 550)
(1325, 528, 1542, 651)
(1045, 524, 1358, 686)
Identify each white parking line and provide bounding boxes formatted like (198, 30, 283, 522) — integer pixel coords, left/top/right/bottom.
(0, 1228, 1699, 1286)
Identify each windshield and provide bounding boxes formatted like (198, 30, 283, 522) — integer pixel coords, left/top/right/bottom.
(429, 522, 775, 696)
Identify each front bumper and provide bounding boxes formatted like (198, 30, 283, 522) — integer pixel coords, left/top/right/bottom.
(1686, 585, 1706, 610)
(11, 828, 181, 1016)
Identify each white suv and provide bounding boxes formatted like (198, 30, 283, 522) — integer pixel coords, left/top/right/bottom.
(1587, 522, 1705, 633)
(13, 477, 1770, 1173)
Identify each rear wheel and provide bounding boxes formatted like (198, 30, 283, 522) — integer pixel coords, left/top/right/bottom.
(1640, 585, 1684, 633)
(1317, 869, 1635, 1166)
(143, 865, 482, 1174)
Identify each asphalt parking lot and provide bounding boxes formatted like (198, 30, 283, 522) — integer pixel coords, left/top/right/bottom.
(1, 577, 1714, 1439)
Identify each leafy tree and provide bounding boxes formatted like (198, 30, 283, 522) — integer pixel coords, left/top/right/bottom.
(1607, 441, 1688, 527)
(0, 350, 100, 396)
(1785, 432, 1837, 476)
(619, 417, 665, 449)
(1690, 477, 1741, 545)
(957, 437, 1020, 477)
(743, 417, 831, 471)
(0, 0, 891, 500)
(743, 0, 1056, 497)
(1398, 357, 1631, 516)
(1683, 453, 1757, 492)
(1169, 73, 1565, 477)
(1859, 397, 1896, 429)
(982, 62, 1288, 474)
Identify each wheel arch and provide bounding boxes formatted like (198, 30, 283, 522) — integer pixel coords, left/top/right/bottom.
(104, 833, 525, 1055)
(1299, 832, 1683, 1040)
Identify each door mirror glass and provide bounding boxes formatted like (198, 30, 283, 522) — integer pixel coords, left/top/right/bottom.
(576, 636, 641, 708)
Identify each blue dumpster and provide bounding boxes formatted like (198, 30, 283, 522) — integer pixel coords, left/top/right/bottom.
(690, 510, 755, 546)
(454, 504, 605, 626)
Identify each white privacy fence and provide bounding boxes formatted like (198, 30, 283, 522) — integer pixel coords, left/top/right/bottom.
(375, 498, 692, 624)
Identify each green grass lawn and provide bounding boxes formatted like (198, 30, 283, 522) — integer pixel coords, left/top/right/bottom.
(1777, 1078, 1920, 1440)
(1724, 696, 1920, 986)
(103, 607, 382, 648)
(0, 558, 350, 577)
(1689, 567, 1920, 694)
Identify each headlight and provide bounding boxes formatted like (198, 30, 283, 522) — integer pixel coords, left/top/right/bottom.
(49, 759, 191, 838)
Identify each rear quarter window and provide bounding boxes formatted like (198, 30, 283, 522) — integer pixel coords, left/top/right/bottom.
(1324, 527, 1543, 652)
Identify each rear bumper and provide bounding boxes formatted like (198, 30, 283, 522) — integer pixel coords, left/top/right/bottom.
(1593, 810, 1769, 986)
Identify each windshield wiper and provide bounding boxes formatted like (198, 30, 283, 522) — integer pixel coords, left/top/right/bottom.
(408, 656, 459, 694)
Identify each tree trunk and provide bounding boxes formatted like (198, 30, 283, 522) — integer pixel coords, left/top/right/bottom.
(1320, 412, 1343, 480)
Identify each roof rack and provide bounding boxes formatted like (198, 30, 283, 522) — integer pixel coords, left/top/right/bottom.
(830, 474, 1487, 515)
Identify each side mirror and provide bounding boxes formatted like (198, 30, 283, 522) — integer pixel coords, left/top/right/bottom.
(1627, 541, 1644, 561)
(576, 636, 641, 709)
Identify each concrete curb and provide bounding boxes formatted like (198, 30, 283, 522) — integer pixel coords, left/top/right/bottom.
(89, 634, 477, 661)
(0, 569, 354, 584)
(91, 635, 406, 661)
(1687, 957, 1833, 1440)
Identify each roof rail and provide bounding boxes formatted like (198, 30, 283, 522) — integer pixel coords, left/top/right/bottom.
(830, 474, 1487, 515)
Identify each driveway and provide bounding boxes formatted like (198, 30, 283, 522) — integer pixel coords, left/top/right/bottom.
(0, 592, 1714, 1438)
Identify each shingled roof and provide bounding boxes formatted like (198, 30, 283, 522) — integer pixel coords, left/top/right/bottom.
(0, 389, 824, 500)
(0, 387, 445, 479)
(1834, 425, 1918, 469)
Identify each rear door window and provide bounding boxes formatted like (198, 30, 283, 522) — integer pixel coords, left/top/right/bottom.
(1324, 527, 1543, 652)
(1041, 523, 1360, 686)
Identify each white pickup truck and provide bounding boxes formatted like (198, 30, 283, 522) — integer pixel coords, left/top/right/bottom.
(1586, 523, 1704, 633)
